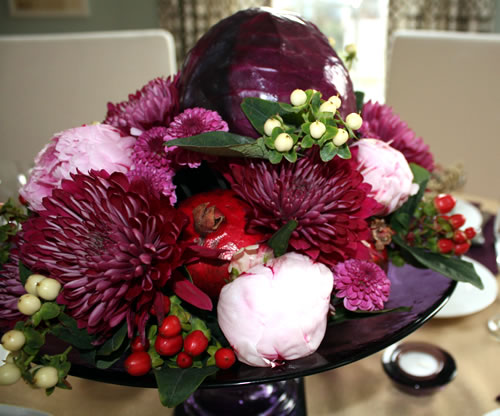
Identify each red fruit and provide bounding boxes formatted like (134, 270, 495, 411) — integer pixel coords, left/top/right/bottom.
(434, 194, 456, 214)
(159, 315, 182, 338)
(454, 242, 471, 255)
(453, 230, 467, 244)
(465, 227, 476, 239)
(124, 351, 151, 376)
(438, 239, 454, 254)
(150, 295, 171, 316)
(176, 351, 193, 369)
(131, 336, 149, 353)
(183, 330, 209, 357)
(449, 214, 466, 230)
(178, 190, 266, 299)
(155, 335, 183, 356)
(215, 348, 236, 369)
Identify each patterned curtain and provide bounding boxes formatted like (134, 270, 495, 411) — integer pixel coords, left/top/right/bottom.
(388, 0, 496, 39)
(159, 0, 271, 65)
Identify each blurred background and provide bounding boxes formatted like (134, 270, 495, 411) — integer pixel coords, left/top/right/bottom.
(1, 0, 498, 103)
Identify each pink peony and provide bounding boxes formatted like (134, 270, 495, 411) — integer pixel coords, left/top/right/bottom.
(333, 259, 391, 311)
(359, 101, 434, 172)
(217, 252, 333, 367)
(354, 139, 418, 215)
(20, 124, 134, 212)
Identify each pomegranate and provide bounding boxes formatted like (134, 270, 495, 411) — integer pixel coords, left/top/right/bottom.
(178, 189, 265, 299)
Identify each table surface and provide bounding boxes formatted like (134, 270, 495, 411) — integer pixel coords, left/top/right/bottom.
(1, 192, 499, 416)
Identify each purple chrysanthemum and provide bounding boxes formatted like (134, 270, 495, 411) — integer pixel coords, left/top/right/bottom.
(0, 248, 26, 328)
(165, 108, 229, 168)
(104, 74, 180, 135)
(133, 127, 170, 168)
(19, 170, 189, 342)
(223, 152, 382, 267)
(359, 101, 435, 172)
(128, 162, 177, 206)
(333, 259, 391, 311)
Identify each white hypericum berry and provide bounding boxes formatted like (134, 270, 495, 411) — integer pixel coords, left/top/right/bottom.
(333, 129, 349, 146)
(36, 278, 61, 301)
(274, 133, 294, 152)
(0, 363, 21, 385)
(5, 352, 19, 364)
(17, 294, 41, 316)
(34, 366, 59, 389)
(290, 89, 307, 106)
(327, 95, 342, 109)
(345, 113, 363, 130)
(319, 101, 337, 113)
(1, 330, 26, 352)
(263, 118, 282, 136)
(25, 274, 47, 296)
(310, 121, 326, 139)
(345, 43, 357, 55)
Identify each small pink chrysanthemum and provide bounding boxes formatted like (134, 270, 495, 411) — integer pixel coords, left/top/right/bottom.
(165, 108, 229, 168)
(0, 248, 26, 328)
(133, 127, 170, 168)
(128, 162, 177, 206)
(359, 101, 435, 172)
(333, 259, 391, 311)
(104, 74, 180, 135)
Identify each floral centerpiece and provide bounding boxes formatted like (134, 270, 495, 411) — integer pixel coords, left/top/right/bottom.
(0, 8, 481, 408)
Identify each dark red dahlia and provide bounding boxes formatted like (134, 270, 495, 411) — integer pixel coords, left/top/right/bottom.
(359, 100, 435, 172)
(19, 170, 189, 342)
(222, 153, 381, 267)
(104, 74, 181, 135)
(0, 247, 25, 328)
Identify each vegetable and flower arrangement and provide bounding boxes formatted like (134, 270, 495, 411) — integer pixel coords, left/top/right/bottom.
(0, 8, 482, 408)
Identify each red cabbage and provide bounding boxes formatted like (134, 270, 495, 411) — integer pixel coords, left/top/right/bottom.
(179, 8, 357, 138)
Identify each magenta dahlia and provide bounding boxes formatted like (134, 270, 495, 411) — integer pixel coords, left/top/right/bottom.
(333, 259, 391, 311)
(223, 152, 382, 267)
(0, 248, 26, 328)
(165, 107, 229, 168)
(359, 101, 435, 172)
(19, 170, 189, 342)
(104, 74, 180, 135)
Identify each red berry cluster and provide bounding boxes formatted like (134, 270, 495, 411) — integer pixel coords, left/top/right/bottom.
(433, 194, 476, 255)
(123, 295, 236, 376)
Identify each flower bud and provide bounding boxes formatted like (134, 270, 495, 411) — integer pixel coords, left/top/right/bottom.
(1, 330, 26, 352)
(36, 277, 61, 301)
(345, 43, 357, 55)
(218, 252, 333, 367)
(327, 96, 342, 109)
(274, 133, 294, 152)
(25, 274, 46, 296)
(309, 121, 326, 139)
(333, 129, 349, 146)
(290, 89, 307, 106)
(17, 294, 41, 316)
(345, 113, 363, 130)
(263, 118, 281, 136)
(319, 101, 337, 113)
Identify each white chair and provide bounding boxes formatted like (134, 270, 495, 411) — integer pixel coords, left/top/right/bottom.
(386, 30, 500, 200)
(0, 30, 177, 165)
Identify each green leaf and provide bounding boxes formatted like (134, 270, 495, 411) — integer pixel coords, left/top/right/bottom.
(268, 150, 283, 164)
(154, 366, 218, 408)
(95, 355, 122, 370)
(23, 326, 45, 352)
(241, 97, 285, 135)
(97, 321, 128, 356)
(40, 302, 61, 321)
(51, 312, 96, 350)
(390, 164, 430, 233)
(355, 91, 365, 113)
(18, 262, 32, 286)
(300, 135, 314, 149)
(284, 149, 298, 163)
(319, 142, 338, 162)
(267, 220, 298, 257)
(336, 144, 352, 159)
(165, 132, 266, 159)
(393, 235, 483, 288)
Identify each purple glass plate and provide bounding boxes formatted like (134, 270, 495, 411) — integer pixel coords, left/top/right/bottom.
(65, 263, 455, 388)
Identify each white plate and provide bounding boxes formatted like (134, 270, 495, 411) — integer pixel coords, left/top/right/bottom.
(435, 257, 498, 318)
